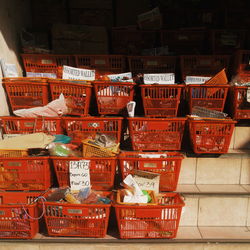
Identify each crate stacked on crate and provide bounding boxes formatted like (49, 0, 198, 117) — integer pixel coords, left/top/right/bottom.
(230, 50, 250, 120)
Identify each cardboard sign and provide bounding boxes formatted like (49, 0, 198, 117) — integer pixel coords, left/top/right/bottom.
(133, 170, 160, 194)
(185, 76, 211, 84)
(63, 65, 95, 80)
(69, 160, 90, 191)
(143, 73, 175, 84)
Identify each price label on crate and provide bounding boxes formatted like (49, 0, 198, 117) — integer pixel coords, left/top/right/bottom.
(247, 87, 250, 103)
(143, 73, 175, 84)
(63, 65, 95, 80)
(185, 76, 211, 84)
(69, 160, 90, 191)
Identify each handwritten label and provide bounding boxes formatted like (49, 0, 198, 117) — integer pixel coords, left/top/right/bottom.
(69, 160, 90, 191)
(26, 72, 57, 78)
(63, 65, 95, 80)
(185, 76, 211, 84)
(144, 73, 175, 84)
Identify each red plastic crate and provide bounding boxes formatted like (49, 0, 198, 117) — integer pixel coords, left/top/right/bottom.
(112, 29, 157, 55)
(230, 86, 250, 120)
(128, 117, 187, 151)
(43, 191, 111, 237)
(119, 151, 184, 191)
(114, 192, 184, 239)
(0, 191, 40, 239)
(63, 117, 123, 145)
(21, 54, 75, 78)
(141, 84, 184, 117)
(0, 117, 63, 136)
(234, 50, 250, 79)
(51, 157, 116, 191)
(161, 29, 207, 54)
(180, 55, 231, 82)
(128, 56, 176, 75)
(0, 157, 51, 190)
(186, 84, 229, 113)
(75, 55, 126, 79)
(209, 29, 246, 54)
(3, 77, 49, 111)
(188, 118, 236, 154)
(48, 79, 92, 116)
(94, 81, 135, 115)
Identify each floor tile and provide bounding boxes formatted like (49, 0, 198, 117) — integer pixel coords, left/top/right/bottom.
(0, 244, 39, 250)
(176, 184, 200, 193)
(175, 226, 202, 239)
(242, 185, 250, 192)
(240, 158, 250, 185)
(247, 198, 250, 227)
(234, 127, 250, 150)
(178, 157, 197, 184)
(199, 226, 250, 239)
(197, 184, 248, 193)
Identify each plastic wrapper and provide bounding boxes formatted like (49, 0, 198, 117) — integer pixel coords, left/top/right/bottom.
(53, 134, 72, 144)
(230, 74, 250, 86)
(48, 143, 81, 157)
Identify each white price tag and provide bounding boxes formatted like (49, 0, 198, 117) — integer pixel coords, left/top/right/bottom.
(69, 160, 90, 191)
(247, 87, 250, 103)
(185, 76, 211, 84)
(63, 65, 95, 80)
(143, 73, 175, 84)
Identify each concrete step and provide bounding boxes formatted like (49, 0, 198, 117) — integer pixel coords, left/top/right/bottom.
(229, 125, 250, 150)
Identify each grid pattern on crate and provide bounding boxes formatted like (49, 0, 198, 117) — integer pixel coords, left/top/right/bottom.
(186, 84, 229, 113)
(128, 118, 187, 151)
(141, 85, 184, 117)
(114, 192, 184, 239)
(3, 78, 49, 111)
(128, 56, 176, 75)
(180, 55, 231, 81)
(188, 118, 236, 154)
(119, 152, 183, 191)
(0, 192, 39, 239)
(44, 192, 111, 237)
(21, 54, 75, 78)
(230, 86, 250, 120)
(51, 157, 116, 191)
(0, 117, 63, 136)
(63, 117, 123, 145)
(49, 79, 92, 116)
(94, 81, 135, 115)
(0, 157, 51, 190)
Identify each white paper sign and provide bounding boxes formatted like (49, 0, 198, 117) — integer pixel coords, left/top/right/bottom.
(247, 87, 250, 103)
(0, 59, 18, 77)
(185, 76, 211, 84)
(63, 65, 95, 80)
(26, 72, 57, 78)
(107, 72, 133, 82)
(69, 160, 90, 191)
(143, 73, 175, 84)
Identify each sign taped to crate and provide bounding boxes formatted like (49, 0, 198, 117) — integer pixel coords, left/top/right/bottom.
(247, 87, 250, 102)
(63, 65, 95, 80)
(144, 73, 175, 84)
(133, 169, 160, 194)
(185, 76, 211, 84)
(69, 160, 90, 191)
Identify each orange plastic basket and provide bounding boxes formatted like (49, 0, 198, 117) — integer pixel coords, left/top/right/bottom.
(93, 81, 135, 115)
(75, 55, 126, 79)
(0, 191, 40, 239)
(161, 29, 206, 54)
(51, 156, 116, 191)
(43, 191, 111, 237)
(0, 157, 51, 190)
(63, 117, 123, 145)
(0, 117, 63, 136)
(141, 84, 184, 117)
(48, 79, 92, 116)
(21, 54, 75, 78)
(186, 84, 229, 113)
(113, 192, 184, 239)
(188, 118, 236, 154)
(3, 77, 49, 111)
(230, 86, 250, 120)
(128, 56, 176, 75)
(128, 117, 187, 151)
(180, 55, 231, 82)
(119, 151, 184, 191)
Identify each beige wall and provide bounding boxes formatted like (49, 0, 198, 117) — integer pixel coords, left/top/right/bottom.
(0, 0, 31, 115)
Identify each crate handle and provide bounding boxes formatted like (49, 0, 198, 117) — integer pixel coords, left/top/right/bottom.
(136, 208, 162, 218)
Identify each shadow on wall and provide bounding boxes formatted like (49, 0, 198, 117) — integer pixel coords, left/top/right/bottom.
(0, 0, 31, 116)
